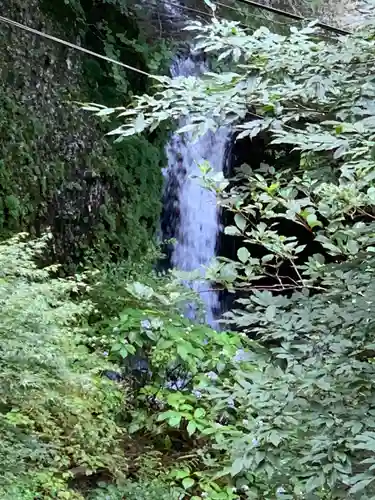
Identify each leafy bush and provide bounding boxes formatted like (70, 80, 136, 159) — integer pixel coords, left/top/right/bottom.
(89, 478, 181, 500)
(85, 268, 252, 499)
(0, 233, 126, 498)
(86, 11, 375, 499)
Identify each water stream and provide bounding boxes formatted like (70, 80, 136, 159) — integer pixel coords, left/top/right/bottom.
(161, 54, 229, 328)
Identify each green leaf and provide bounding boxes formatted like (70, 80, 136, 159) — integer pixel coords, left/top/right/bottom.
(177, 123, 199, 134)
(224, 226, 241, 236)
(237, 247, 250, 263)
(261, 254, 274, 263)
(157, 410, 177, 421)
(111, 343, 123, 351)
(187, 420, 197, 436)
(352, 422, 363, 435)
(347, 240, 359, 254)
(234, 213, 247, 232)
(219, 262, 238, 282)
(194, 408, 206, 419)
(335, 124, 343, 134)
(134, 113, 146, 133)
(145, 329, 157, 340)
(201, 427, 218, 436)
(119, 347, 128, 358)
(177, 344, 189, 360)
(231, 457, 244, 476)
(349, 478, 374, 494)
(174, 469, 190, 479)
(167, 393, 183, 407)
(305, 474, 324, 493)
(265, 305, 276, 321)
(169, 414, 182, 427)
(306, 213, 322, 228)
(182, 477, 195, 489)
(268, 430, 282, 446)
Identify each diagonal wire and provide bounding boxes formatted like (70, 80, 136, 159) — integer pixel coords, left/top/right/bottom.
(0, 0, 353, 86)
(229, 0, 351, 35)
(0, 14, 153, 78)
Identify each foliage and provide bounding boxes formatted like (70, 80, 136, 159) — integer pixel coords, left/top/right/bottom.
(86, 12, 375, 498)
(86, 272, 252, 500)
(0, 233, 127, 498)
(89, 477, 181, 500)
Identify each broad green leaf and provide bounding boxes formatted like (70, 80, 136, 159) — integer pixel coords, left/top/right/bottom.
(237, 247, 250, 263)
(169, 414, 182, 427)
(182, 477, 195, 489)
(305, 474, 324, 493)
(224, 226, 241, 236)
(268, 430, 282, 446)
(119, 347, 128, 358)
(347, 240, 359, 254)
(306, 213, 322, 228)
(234, 213, 247, 232)
(174, 469, 190, 479)
(349, 478, 375, 494)
(96, 107, 116, 116)
(134, 113, 146, 133)
(231, 457, 244, 476)
(187, 420, 197, 436)
(194, 408, 206, 419)
(265, 305, 276, 321)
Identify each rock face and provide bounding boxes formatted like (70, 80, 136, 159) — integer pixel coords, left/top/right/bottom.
(0, 0, 166, 270)
(339, 0, 373, 28)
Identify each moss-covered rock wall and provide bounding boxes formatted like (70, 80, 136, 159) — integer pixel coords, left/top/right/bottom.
(0, 0, 170, 271)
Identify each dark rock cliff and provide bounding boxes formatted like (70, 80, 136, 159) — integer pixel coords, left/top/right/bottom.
(0, 0, 169, 271)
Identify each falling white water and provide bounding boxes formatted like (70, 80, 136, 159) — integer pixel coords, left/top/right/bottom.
(163, 55, 229, 327)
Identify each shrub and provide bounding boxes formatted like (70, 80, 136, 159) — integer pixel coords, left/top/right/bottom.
(89, 478, 181, 500)
(0, 233, 126, 498)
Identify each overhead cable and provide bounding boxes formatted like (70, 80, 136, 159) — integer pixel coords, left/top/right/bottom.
(0, 0, 352, 85)
(230, 0, 351, 35)
(0, 15, 152, 78)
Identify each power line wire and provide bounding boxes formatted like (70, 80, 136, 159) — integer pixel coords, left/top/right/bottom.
(0, 0, 352, 85)
(150, 0, 352, 36)
(230, 0, 351, 35)
(152, 0, 301, 28)
(0, 7, 360, 142)
(151, 0, 350, 35)
(0, 15, 153, 78)
(214, 0, 299, 27)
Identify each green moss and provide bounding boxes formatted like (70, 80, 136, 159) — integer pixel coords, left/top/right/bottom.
(0, 0, 170, 271)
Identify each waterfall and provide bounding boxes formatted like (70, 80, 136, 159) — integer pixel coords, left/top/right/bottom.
(161, 54, 229, 328)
